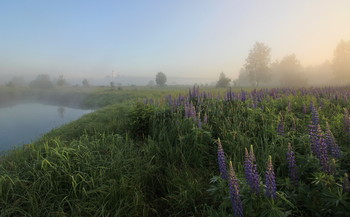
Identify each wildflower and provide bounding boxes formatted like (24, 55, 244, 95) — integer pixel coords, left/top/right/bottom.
(325, 123, 341, 158)
(244, 146, 260, 194)
(318, 135, 330, 174)
(228, 161, 244, 217)
(277, 120, 285, 136)
(244, 148, 252, 185)
(217, 138, 227, 179)
(308, 122, 318, 156)
(265, 156, 276, 199)
(286, 144, 298, 185)
(311, 104, 319, 126)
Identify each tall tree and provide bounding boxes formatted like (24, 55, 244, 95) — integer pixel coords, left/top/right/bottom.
(216, 72, 231, 87)
(333, 40, 350, 84)
(234, 68, 250, 87)
(155, 72, 167, 86)
(275, 54, 307, 86)
(82, 78, 90, 87)
(29, 74, 53, 89)
(244, 42, 271, 86)
(56, 75, 67, 87)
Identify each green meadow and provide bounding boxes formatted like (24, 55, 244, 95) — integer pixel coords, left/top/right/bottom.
(1, 86, 350, 216)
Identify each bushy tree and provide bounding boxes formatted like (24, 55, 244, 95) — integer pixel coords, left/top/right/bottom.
(56, 75, 67, 87)
(29, 74, 53, 89)
(6, 76, 26, 87)
(274, 54, 307, 86)
(216, 72, 231, 87)
(234, 68, 251, 87)
(82, 78, 89, 87)
(333, 40, 350, 84)
(155, 72, 167, 86)
(245, 42, 271, 86)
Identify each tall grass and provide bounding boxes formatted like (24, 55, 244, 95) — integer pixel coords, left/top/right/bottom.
(1, 86, 350, 216)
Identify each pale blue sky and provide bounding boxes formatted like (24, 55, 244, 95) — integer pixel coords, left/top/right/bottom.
(1, 0, 349, 83)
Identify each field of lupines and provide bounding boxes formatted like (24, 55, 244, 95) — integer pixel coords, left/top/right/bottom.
(1, 86, 350, 216)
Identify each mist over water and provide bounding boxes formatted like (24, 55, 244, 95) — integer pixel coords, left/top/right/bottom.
(0, 103, 93, 152)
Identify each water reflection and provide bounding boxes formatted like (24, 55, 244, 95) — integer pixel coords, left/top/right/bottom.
(57, 107, 65, 118)
(0, 103, 93, 152)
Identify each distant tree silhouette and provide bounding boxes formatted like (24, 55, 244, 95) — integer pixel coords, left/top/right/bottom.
(333, 40, 350, 84)
(29, 74, 54, 89)
(245, 42, 271, 86)
(57, 75, 67, 87)
(8, 76, 26, 87)
(147, 80, 155, 86)
(274, 54, 307, 86)
(216, 72, 231, 87)
(155, 72, 167, 86)
(234, 68, 250, 87)
(82, 79, 90, 87)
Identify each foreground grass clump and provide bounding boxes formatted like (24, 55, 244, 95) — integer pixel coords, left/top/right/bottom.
(0, 134, 158, 216)
(1, 86, 350, 216)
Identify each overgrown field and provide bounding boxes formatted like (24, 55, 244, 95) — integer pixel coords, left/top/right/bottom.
(1, 86, 350, 216)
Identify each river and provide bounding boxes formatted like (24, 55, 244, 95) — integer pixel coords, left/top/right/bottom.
(0, 103, 93, 152)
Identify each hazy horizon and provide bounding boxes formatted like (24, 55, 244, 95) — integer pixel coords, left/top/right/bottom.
(1, 0, 350, 85)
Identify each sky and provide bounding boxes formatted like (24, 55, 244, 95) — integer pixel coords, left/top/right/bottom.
(1, 0, 350, 84)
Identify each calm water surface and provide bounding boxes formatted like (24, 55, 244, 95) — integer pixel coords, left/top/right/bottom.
(0, 103, 93, 152)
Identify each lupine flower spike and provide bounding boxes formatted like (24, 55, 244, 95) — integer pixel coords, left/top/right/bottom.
(277, 119, 285, 136)
(250, 145, 260, 194)
(325, 122, 341, 159)
(265, 155, 276, 199)
(217, 138, 227, 180)
(317, 131, 331, 174)
(228, 161, 244, 217)
(286, 144, 298, 186)
(244, 146, 260, 194)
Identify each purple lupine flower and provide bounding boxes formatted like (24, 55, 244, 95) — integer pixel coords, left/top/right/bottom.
(244, 148, 252, 185)
(228, 161, 244, 217)
(241, 90, 246, 102)
(310, 124, 324, 159)
(265, 155, 276, 199)
(325, 123, 341, 158)
(286, 144, 298, 186)
(217, 138, 227, 180)
(303, 104, 307, 114)
(308, 122, 317, 155)
(277, 120, 285, 136)
(309, 101, 314, 114)
(310, 103, 320, 126)
(343, 173, 350, 193)
(318, 134, 331, 174)
(244, 146, 260, 194)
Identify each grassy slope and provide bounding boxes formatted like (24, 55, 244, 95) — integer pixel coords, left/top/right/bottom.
(1, 86, 349, 216)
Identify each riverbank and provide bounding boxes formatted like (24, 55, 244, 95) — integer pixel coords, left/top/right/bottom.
(2, 86, 349, 216)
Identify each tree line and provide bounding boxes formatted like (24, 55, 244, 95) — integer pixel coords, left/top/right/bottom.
(217, 40, 350, 87)
(5, 75, 91, 89)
